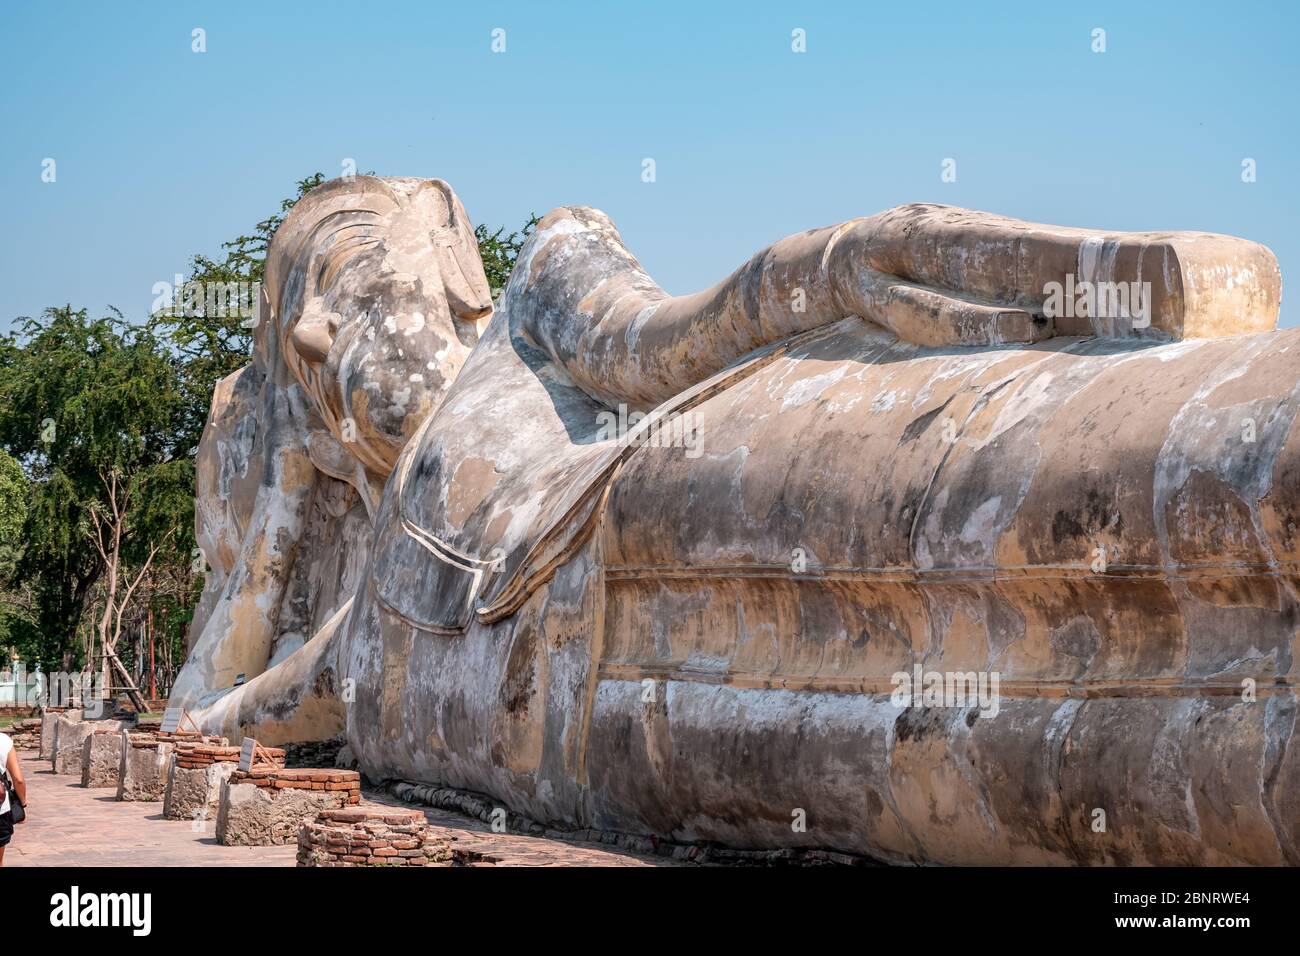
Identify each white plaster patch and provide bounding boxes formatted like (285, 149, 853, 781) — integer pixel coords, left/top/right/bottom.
(871, 388, 902, 413)
(779, 363, 849, 412)
(959, 496, 1003, 547)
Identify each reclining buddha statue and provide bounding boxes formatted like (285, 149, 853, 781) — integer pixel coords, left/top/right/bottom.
(174, 174, 1299, 865)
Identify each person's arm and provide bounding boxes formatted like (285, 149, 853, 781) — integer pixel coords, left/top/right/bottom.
(6, 747, 24, 808)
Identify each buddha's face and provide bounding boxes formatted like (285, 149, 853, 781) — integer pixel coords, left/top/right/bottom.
(265, 176, 493, 476)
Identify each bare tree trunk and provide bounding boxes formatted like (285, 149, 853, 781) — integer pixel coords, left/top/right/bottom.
(86, 469, 172, 713)
(148, 607, 157, 701)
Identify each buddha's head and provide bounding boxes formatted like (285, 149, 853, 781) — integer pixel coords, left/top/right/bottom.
(261, 175, 493, 476)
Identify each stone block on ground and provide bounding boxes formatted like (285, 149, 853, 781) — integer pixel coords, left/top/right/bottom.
(81, 728, 128, 788)
(39, 708, 78, 760)
(52, 716, 131, 776)
(297, 807, 453, 867)
(162, 757, 236, 823)
(51, 716, 87, 774)
(216, 768, 361, 846)
(116, 734, 177, 801)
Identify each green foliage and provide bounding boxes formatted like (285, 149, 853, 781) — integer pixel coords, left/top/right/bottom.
(0, 307, 189, 666)
(0, 307, 186, 477)
(0, 450, 25, 581)
(0, 449, 30, 649)
(476, 214, 539, 299)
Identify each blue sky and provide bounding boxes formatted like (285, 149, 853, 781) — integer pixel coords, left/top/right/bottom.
(1, 1, 1296, 330)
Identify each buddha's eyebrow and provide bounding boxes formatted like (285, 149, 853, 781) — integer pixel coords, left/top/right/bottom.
(315, 225, 382, 296)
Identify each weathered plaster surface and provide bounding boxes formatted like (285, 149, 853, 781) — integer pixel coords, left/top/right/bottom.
(343, 201, 1293, 864)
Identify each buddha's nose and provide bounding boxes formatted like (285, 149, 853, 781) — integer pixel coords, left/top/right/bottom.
(291, 309, 339, 364)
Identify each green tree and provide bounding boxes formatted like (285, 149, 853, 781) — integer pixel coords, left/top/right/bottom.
(476, 214, 539, 299)
(0, 307, 189, 671)
(0, 449, 31, 651)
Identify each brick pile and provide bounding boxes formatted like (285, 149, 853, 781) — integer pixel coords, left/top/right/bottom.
(282, 735, 347, 768)
(297, 807, 453, 867)
(151, 730, 206, 745)
(126, 731, 215, 753)
(174, 743, 284, 770)
(228, 766, 356, 797)
(162, 741, 267, 821)
(4, 718, 40, 749)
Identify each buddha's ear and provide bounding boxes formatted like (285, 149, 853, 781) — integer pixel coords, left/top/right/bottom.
(427, 179, 494, 321)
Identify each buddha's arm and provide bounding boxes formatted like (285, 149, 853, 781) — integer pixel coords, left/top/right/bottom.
(183, 599, 349, 743)
(170, 384, 318, 707)
(517, 204, 1280, 409)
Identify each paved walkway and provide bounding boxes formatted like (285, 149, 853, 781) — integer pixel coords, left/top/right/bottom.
(5, 751, 294, 866)
(4, 750, 671, 867)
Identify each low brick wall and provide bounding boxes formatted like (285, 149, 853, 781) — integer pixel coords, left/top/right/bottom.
(81, 728, 128, 788)
(215, 769, 361, 846)
(4, 718, 40, 750)
(174, 743, 284, 770)
(297, 807, 453, 867)
(282, 735, 347, 768)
